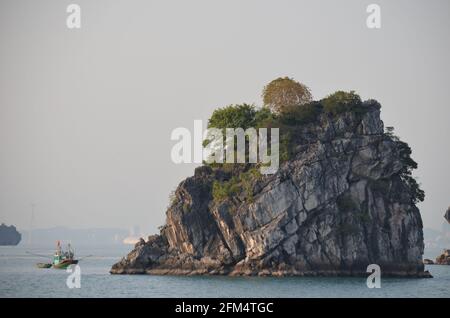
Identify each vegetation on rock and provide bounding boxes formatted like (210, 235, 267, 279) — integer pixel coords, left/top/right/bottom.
(205, 78, 424, 206)
(262, 77, 312, 113)
(133, 77, 430, 278)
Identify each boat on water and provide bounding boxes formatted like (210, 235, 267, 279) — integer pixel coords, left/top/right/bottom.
(35, 241, 78, 269)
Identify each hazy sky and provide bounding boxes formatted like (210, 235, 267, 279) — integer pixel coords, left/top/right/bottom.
(1, 0, 449, 234)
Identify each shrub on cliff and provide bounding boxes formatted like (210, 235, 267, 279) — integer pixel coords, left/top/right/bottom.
(208, 104, 258, 130)
(383, 127, 425, 204)
(212, 177, 240, 202)
(321, 91, 365, 115)
(208, 103, 275, 130)
(278, 101, 323, 126)
(396, 140, 425, 204)
(212, 167, 262, 204)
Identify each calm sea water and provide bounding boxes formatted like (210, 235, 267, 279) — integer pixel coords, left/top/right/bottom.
(0, 245, 449, 298)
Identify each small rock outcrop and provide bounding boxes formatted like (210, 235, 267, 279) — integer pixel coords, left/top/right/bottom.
(0, 223, 21, 246)
(435, 250, 450, 265)
(111, 101, 429, 277)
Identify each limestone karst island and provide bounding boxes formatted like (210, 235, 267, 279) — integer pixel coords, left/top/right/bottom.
(0, 223, 21, 246)
(111, 78, 430, 278)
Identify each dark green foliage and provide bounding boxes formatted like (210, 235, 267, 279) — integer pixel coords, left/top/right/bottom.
(240, 167, 261, 202)
(321, 91, 365, 116)
(208, 103, 277, 131)
(403, 174, 425, 204)
(278, 101, 323, 126)
(397, 140, 418, 170)
(254, 107, 274, 127)
(208, 104, 258, 130)
(385, 126, 398, 141)
(212, 168, 262, 203)
(212, 177, 240, 202)
(386, 127, 425, 204)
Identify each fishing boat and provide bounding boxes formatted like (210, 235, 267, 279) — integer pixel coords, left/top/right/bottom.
(33, 241, 79, 269)
(51, 241, 78, 269)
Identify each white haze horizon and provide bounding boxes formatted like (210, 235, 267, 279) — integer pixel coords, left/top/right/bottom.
(1, 0, 449, 234)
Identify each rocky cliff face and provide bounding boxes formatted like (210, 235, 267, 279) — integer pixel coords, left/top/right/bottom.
(111, 102, 430, 277)
(0, 223, 21, 246)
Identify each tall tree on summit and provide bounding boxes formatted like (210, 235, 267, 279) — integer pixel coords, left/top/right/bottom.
(262, 77, 312, 114)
